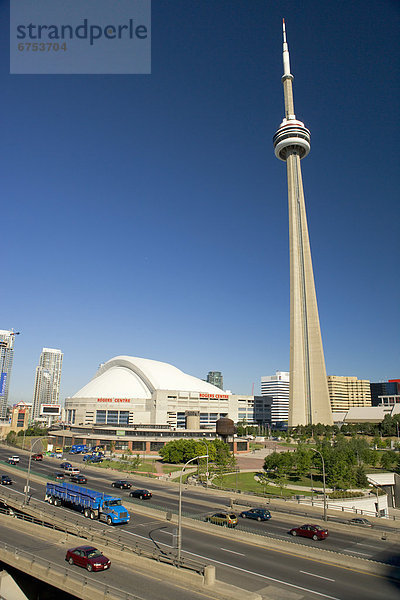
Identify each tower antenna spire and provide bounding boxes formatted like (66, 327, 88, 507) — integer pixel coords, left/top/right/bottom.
(282, 18, 291, 78)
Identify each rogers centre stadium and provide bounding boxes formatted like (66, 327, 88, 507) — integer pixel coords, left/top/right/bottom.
(51, 356, 272, 455)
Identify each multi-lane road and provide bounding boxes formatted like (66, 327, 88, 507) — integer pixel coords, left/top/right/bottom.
(1, 446, 399, 600)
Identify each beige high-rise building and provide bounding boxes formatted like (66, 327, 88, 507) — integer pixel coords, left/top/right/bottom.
(327, 376, 371, 412)
(273, 21, 332, 426)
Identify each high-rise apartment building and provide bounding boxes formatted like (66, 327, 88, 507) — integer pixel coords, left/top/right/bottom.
(273, 22, 332, 426)
(32, 348, 63, 421)
(0, 330, 18, 419)
(207, 371, 223, 390)
(261, 371, 290, 425)
(327, 376, 371, 412)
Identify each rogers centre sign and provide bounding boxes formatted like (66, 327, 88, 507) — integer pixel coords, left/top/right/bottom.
(199, 393, 229, 399)
(97, 398, 130, 403)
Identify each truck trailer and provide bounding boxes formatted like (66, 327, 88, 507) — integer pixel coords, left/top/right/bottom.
(45, 482, 130, 525)
(69, 444, 88, 454)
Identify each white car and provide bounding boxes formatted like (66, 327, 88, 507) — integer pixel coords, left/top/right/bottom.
(8, 456, 20, 463)
(64, 467, 80, 477)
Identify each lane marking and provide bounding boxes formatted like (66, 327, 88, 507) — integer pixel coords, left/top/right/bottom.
(220, 548, 245, 556)
(187, 551, 342, 600)
(344, 550, 371, 557)
(300, 571, 335, 582)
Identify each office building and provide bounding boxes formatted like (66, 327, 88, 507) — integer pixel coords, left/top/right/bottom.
(207, 371, 223, 390)
(273, 21, 332, 426)
(261, 371, 289, 426)
(370, 380, 400, 406)
(327, 376, 371, 412)
(10, 401, 32, 431)
(0, 330, 18, 419)
(32, 348, 63, 422)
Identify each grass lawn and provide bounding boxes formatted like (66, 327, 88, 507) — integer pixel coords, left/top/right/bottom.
(249, 443, 264, 451)
(161, 464, 183, 474)
(215, 472, 311, 497)
(92, 458, 158, 475)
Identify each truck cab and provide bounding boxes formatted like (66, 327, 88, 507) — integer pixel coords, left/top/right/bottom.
(99, 496, 130, 525)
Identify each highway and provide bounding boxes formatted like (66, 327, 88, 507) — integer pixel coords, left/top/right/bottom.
(1, 446, 399, 600)
(0, 520, 211, 600)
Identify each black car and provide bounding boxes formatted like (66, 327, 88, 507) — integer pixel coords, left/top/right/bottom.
(111, 480, 131, 489)
(1, 475, 12, 485)
(239, 508, 271, 521)
(55, 472, 65, 480)
(70, 474, 87, 484)
(129, 489, 152, 500)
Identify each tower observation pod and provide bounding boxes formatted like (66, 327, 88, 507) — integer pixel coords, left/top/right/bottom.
(273, 20, 333, 427)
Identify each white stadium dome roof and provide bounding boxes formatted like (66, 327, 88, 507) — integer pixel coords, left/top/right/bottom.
(72, 356, 227, 399)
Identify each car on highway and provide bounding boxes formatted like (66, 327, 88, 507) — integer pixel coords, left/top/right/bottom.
(64, 467, 80, 477)
(129, 489, 152, 500)
(205, 512, 238, 528)
(60, 462, 72, 470)
(349, 518, 373, 527)
(7, 456, 20, 464)
(65, 546, 111, 572)
(55, 472, 65, 480)
(31, 453, 43, 461)
(83, 454, 103, 463)
(70, 474, 87, 484)
(289, 524, 328, 540)
(1, 475, 12, 485)
(239, 508, 271, 521)
(112, 480, 131, 489)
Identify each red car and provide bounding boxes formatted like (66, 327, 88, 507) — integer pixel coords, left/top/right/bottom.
(289, 524, 328, 540)
(66, 546, 111, 572)
(31, 453, 43, 461)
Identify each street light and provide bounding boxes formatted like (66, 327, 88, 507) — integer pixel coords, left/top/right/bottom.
(24, 438, 43, 505)
(311, 448, 327, 522)
(177, 454, 207, 563)
(202, 439, 210, 488)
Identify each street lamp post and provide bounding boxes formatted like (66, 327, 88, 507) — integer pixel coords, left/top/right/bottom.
(311, 448, 327, 522)
(24, 438, 43, 505)
(203, 439, 210, 488)
(177, 454, 207, 563)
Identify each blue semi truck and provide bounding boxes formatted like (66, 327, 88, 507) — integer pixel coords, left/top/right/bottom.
(45, 482, 130, 525)
(69, 444, 88, 454)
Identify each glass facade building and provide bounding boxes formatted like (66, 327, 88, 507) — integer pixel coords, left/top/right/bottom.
(0, 330, 17, 419)
(32, 347, 63, 421)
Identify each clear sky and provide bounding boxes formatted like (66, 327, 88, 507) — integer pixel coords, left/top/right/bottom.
(1, 0, 399, 404)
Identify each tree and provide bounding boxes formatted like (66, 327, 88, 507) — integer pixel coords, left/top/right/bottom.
(354, 465, 368, 488)
(6, 430, 17, 445)
(380, 451, 397, 471)
(293, 446, 312, 478)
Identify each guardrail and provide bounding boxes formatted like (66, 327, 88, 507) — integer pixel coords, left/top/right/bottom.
(211, 484, 399, 521)
(0, 540, 143, 600)
(0, 487, 206, 575)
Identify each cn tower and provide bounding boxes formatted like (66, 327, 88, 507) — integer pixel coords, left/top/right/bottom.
(273, 21, 333, 426)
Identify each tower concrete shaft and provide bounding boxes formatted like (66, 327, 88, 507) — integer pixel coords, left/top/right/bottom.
(273, 21, 332, 426)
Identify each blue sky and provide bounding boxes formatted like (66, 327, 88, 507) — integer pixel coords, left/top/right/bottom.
(1, 0, 399, 403)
